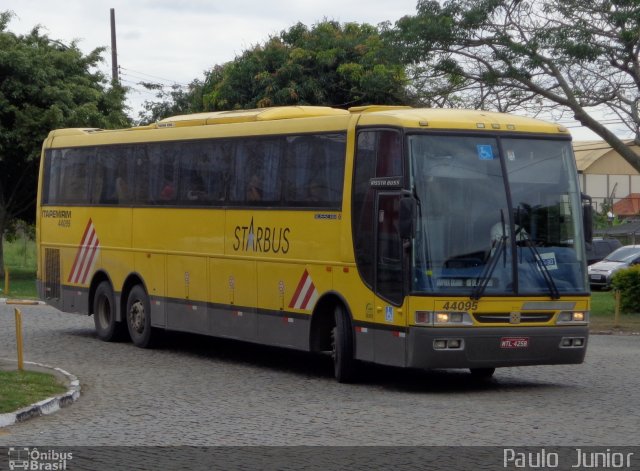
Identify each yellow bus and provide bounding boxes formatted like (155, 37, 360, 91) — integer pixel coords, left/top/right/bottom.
(36, 105, 591, 382)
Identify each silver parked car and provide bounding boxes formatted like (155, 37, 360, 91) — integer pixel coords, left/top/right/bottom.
(588, 245, 640, 289)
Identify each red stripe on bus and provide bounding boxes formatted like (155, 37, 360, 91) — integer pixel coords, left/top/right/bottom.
(80, 236, 100, 284)
(74, 228, 97, 284)
(299, 282, 315, 310)
(67, 219, 94, 282)
(288, 270, 309, 308)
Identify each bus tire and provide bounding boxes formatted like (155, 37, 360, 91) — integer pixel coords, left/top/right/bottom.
(470, 367, 495, 379)
(93, 281, 126, 342)
(332, 304, 356, 383)
(126, 284, 154, 348)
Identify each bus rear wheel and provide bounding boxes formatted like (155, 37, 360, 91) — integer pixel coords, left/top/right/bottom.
(126, 285, 154, 348)
(93, 281, 126, 341)
(331, 304, 356, 383)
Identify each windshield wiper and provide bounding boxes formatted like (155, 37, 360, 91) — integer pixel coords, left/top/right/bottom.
(469, 211, 508, 301)
(518, 235, 560, 299)
(471, 234, 507, 300)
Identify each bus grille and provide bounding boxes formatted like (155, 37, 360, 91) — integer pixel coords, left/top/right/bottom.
(474, 312, 553, 324)
(44, 248, 61, 300)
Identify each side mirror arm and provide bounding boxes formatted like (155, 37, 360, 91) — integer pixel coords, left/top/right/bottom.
(582, 193, 593, 244)
(399, 194, 417, 240)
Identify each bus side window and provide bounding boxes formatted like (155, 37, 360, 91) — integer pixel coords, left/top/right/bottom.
(376, 131, 403, 177)
(149, 143, 178, 204)
(56, 148, 93, 204)
(353, 132, 377, 288)
(230, 140, 258, 203)
(377, 194, 403, 304)
(232, 138, 282, 204)
(207, 141, 231, 203)
(285, 136, 320, 204)
(43, 149, 61, 204)
(179, 142, 209, 204)
(93, 147, 131, 205)
(133, 149, 149, 204)
(284, 134, 346, 207)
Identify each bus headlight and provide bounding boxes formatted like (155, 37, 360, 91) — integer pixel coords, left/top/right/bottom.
(434, 311, 472, 325)
(556, 311, 589, 324)
(415, 311, 473, 326)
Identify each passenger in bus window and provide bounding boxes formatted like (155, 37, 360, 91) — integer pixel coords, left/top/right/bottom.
(160, 179, 176, 200)
(187, 176, 206, 201)
(246, 175, 262, 202)
(116, 177, 129, 202)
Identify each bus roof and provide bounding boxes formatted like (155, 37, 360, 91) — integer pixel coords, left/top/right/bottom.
(157, 106, 350, 127)
(45, 105, 569, 141)
(352, 106, 569, 135)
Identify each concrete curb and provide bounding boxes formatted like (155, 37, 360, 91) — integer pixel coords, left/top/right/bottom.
(0, 298, 46, 305)
(0, 359, 81, 428)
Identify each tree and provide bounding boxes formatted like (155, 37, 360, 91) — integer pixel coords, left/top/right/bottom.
(391, 0, 640, 170)
(202, 20, 408, 110)
(137, 80, 205, 125)
(0, 11, 129, 276)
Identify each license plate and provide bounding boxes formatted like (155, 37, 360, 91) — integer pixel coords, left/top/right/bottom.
(589, 274, 602, 281)
(500, 337, 529, 348)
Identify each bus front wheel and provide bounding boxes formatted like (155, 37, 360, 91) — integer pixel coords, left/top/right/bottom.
(331, 304, 356, 383)
(126, 285, 154, 348)
(93, 281, 126, 341)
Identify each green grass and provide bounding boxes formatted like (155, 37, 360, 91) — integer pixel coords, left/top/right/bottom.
(1, 267, 37, 299)
(3, 236, 36, 269)
(2, 237, 37, 299)
(0, 370, 66, 413)
(589, 290, 640, 332)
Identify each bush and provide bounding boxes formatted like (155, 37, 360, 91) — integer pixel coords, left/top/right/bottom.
(611, 266, 640, 314)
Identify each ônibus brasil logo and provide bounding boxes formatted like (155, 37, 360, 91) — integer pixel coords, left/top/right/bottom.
(8, 447, 73, 470)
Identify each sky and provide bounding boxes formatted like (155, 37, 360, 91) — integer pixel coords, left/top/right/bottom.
(8, 1, 418, 115)
(5, 1, 620, 140)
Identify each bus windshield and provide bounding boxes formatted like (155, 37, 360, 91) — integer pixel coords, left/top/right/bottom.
(409, 134, 588, 297)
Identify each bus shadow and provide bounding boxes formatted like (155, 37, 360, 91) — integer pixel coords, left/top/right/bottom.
(158, 331, 568, 394)
(353, 363, 566, 394)
(67, 328, 568, 394)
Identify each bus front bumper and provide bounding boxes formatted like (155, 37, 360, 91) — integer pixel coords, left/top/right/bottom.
(407, 326, 588, 370)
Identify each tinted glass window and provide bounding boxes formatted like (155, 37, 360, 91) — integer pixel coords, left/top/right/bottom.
(42, 132, 346, 209)
(284, 134, 345, 208)
(149, 142, 179, 204)
(44, 148, 93, 204)
(230, 138, 283, 204)
(132, 146, 150, 204)
(178, 141, 230, 205)
(353, 129, 403, 289)
(92, 146, 132, 204)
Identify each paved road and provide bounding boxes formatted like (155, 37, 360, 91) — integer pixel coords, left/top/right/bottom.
(0, 304, 639, 446)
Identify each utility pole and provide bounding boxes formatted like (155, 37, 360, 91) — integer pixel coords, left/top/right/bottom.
(110, 8, 119, 84)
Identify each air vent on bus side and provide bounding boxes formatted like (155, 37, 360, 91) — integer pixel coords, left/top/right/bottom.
(44, 248, 61, 300)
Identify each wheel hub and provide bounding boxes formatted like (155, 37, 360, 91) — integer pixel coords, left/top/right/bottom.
(130, 300, 145, 333)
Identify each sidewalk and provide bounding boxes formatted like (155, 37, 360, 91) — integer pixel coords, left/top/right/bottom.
(0, 359, 81, 428)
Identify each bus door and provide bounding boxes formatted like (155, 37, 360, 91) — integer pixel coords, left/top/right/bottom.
(376, 192, 404, 306)
(353, 128, 406, 365)
(373, 191, 407, 366)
